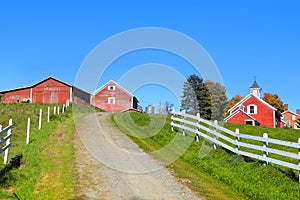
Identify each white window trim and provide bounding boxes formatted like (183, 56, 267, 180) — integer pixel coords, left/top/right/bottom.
(108, 86, 115, 91)
(247, 104, 257, 114)
(108, 97, 115, 104)
(292, 115, 296, 121)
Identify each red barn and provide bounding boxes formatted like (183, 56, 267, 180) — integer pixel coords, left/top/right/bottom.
(224, 81, 281, 128)
(1, 77, 91, 105)
(91, 80, 138, 112)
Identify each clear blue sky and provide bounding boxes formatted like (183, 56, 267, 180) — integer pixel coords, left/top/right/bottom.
(1, 1, 299, 112)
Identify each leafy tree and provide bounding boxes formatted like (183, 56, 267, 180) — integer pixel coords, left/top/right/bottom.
(262, 93, 284, 113)
(205, 80, 228, 121)
(181, 74, 212, 119)
(226, 95, 243, 116)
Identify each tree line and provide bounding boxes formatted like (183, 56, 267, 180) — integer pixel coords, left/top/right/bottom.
(180, 74, 285, 121)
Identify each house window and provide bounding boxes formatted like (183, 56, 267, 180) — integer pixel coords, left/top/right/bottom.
(292, 115, 296, 121)
(108, 86, 115, 91)
(247, 105, 257, 114)
(245, 120, 254, 126)
(108, 97, 115, 104)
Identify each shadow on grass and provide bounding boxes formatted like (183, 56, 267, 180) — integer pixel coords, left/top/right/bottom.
(0, 154, 22, 185)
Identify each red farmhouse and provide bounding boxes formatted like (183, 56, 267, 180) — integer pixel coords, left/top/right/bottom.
(1, 77, 90, 105)
(281, 104, 300, 129)
(224, 81, 281, 128)
(91, 80, 139, 112)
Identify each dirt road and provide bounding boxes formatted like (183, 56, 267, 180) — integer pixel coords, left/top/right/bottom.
(74, 113, 201, 200)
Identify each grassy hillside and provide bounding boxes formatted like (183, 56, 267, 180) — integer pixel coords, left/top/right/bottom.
(113, 112, 300, 200)
(0, 103, 101, 199)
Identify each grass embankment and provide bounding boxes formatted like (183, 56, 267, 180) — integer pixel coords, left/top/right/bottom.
(0, 103, 100, 199)
(113, 112, 300, 200)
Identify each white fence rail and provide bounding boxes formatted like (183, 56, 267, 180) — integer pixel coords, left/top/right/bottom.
(171, 111, 300, 183)
(0, 119, 13, 164)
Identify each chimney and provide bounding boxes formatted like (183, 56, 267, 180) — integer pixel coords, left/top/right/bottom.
(296, 109, 300, 115)
(284, 104, 288, 111)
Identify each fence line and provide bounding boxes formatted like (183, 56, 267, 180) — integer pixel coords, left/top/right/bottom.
(171, 111, 300, 183)
(0, 119, 13, 164)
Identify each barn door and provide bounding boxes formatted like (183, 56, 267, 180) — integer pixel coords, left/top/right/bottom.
(50, 92, 58, 104)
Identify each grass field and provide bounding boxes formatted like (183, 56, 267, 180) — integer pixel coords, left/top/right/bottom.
(113, 112, 300, 200)
(0, 103, 101, 199)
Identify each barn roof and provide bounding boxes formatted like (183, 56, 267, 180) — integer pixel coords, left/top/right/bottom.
(0, 77, 71, 94)
(93, 80, 139, 102)
(31, 77, 71, 87)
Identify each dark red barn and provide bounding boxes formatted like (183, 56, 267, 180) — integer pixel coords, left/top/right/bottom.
(1, 77, 91, 105)
(91, 80, 138, 112)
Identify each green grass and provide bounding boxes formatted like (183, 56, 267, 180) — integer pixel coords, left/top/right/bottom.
(0, 103, 100, 199)
(113, 112, 300, 200)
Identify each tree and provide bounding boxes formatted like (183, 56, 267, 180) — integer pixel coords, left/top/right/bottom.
(180, 81, 199, 114)
(226, 95, 243, 116)
(262, 93, 284, 113)
(181, 74, 212, 119)
(205, 80, 228, 121)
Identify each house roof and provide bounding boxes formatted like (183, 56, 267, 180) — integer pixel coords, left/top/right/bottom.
(224, 109, 257, 122)
(282, 110, 300, 117)
(250, 80, 261, 89)
(228, 93, 277, 113)
(0, 77, 71, 94)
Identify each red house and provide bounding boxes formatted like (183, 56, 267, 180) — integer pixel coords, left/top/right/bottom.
(224, 81, 281, 128)
(281, 104, 300, 129)
(91, 80, 139, 112)
(0, 77, 91, 105)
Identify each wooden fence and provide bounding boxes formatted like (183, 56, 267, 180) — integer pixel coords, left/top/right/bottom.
(171, 110, 300, 183)
(0, 119, 13, 164)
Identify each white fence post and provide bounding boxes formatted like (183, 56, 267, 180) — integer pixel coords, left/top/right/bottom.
(182, 110, 186, 136)
(263, 133, 269, 166)
(54, 106, 56, 115)
(62, 104, 65, 113)
(195, 113, 200, 142)
(235, 128, 240, 154)
(26, 118, 30, 144)
(213, 120, 218, 150)
(171, 112, 174, 132)
(4, 119, 12, 164)
(38, 109, 42, 130)
(47, 106, 50, 123)
(58, 106, 60, 115)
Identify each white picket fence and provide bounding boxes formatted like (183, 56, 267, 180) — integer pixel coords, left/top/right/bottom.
(171, 110, 300, 183)
(0, 119, 13, 164)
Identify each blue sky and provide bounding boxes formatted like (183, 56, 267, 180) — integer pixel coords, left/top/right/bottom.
(0, 1, 299, 112)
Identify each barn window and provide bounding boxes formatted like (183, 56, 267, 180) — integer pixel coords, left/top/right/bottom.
(108, 86, 115, 91)
(247, 105, 257, 114)
(108, 97, 115, 104)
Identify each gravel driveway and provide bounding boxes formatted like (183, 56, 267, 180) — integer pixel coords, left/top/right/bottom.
(74, 113, 201, 200)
